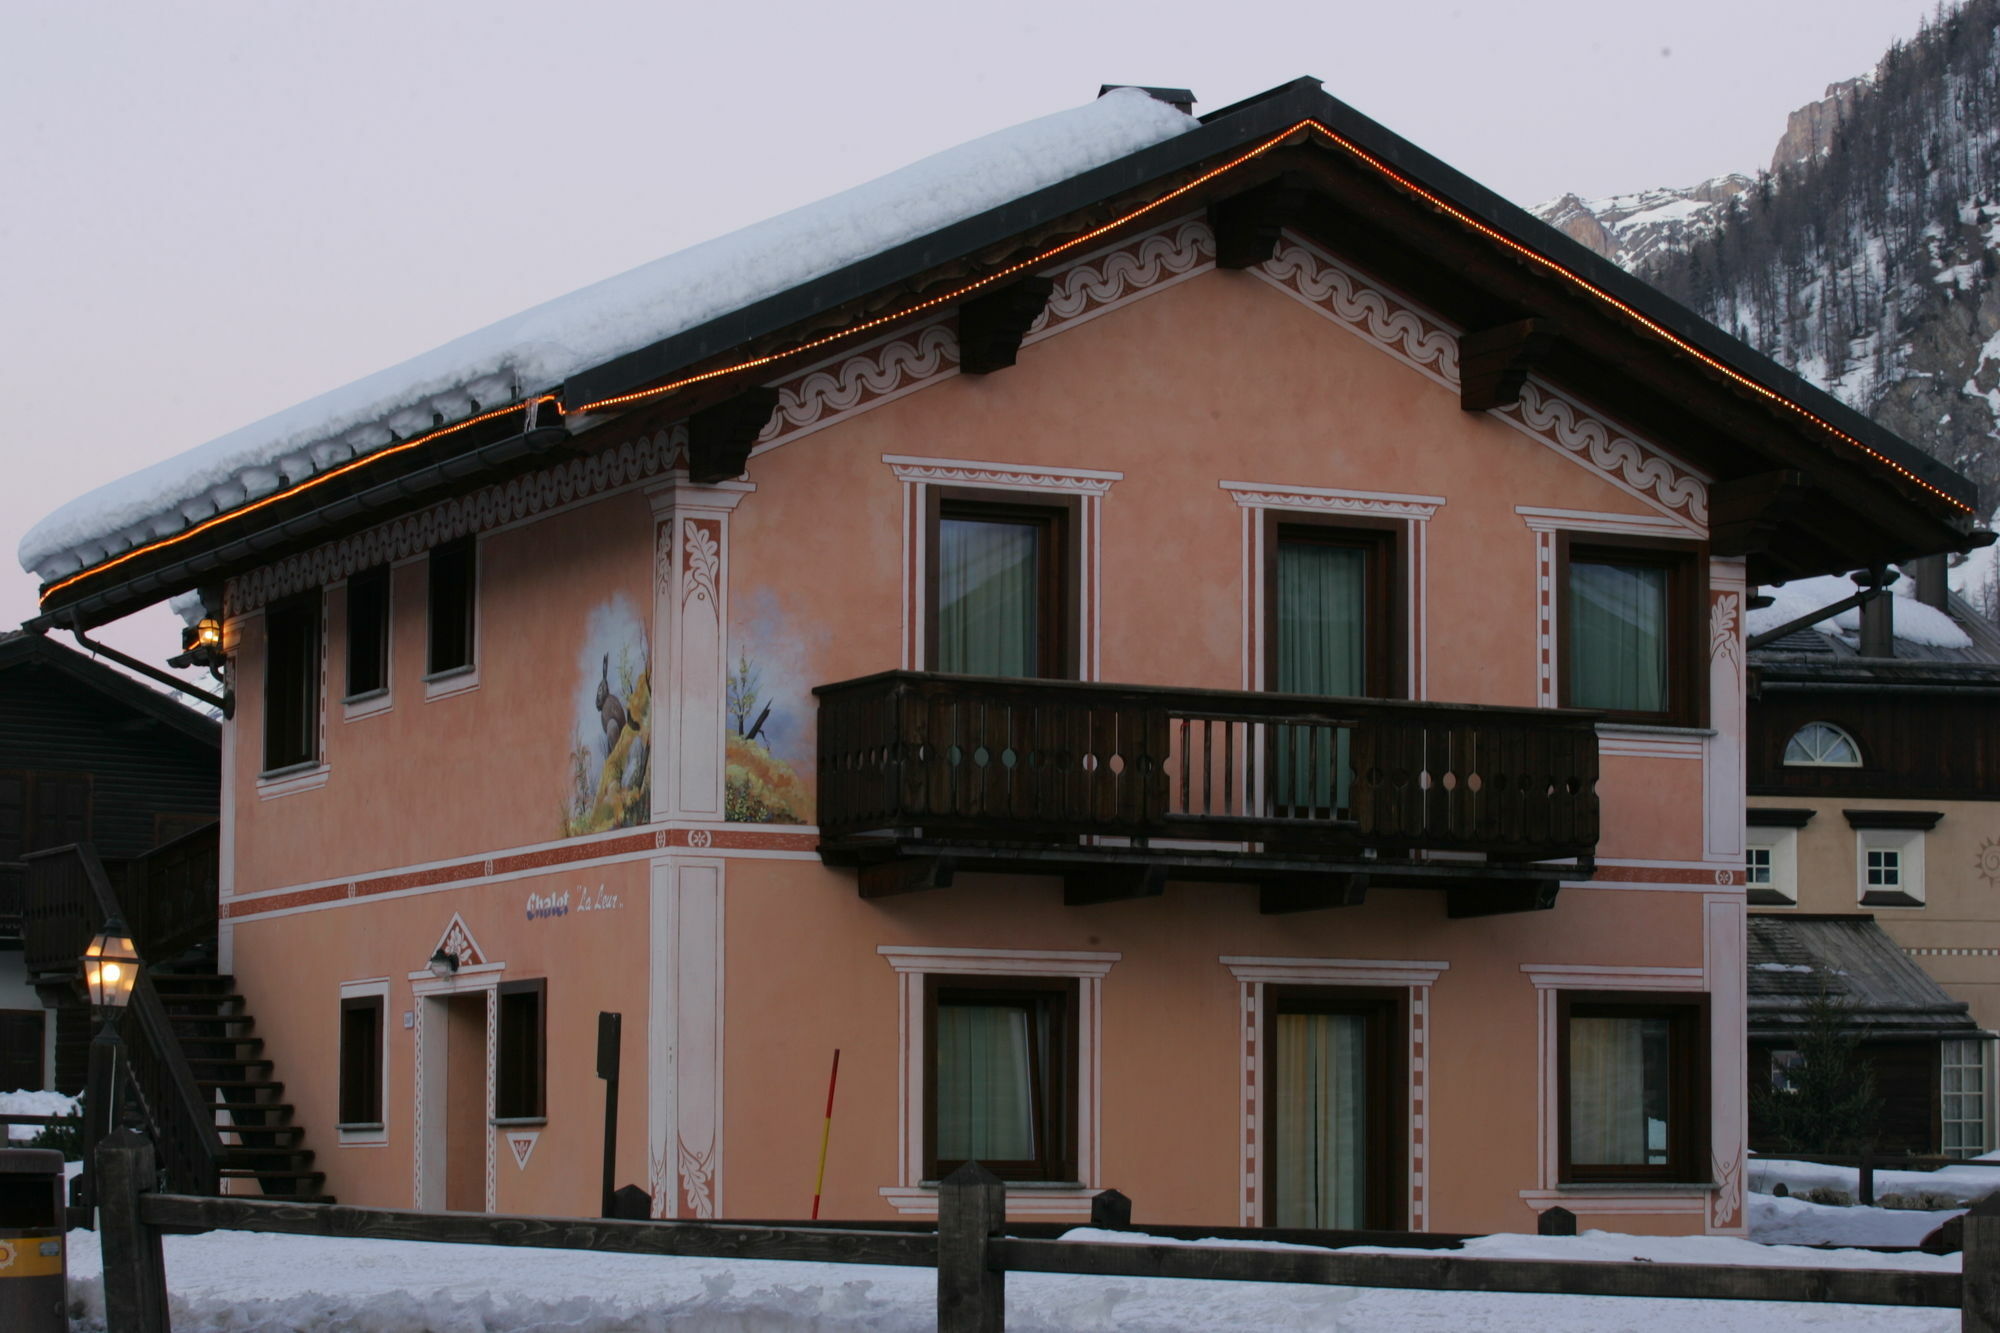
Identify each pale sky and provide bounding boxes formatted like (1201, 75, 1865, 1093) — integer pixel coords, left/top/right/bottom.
(0, 0, 1947, 674)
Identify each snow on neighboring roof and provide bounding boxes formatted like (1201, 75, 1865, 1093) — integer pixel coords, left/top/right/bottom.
(1747, 569, 1973, 650)
(20, 89, 1197, 585)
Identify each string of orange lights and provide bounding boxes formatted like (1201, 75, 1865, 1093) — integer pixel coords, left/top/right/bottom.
(39, 116, 1975, 612)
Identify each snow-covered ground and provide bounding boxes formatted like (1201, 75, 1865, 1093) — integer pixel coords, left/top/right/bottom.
(0, 1087, 79, 1141)
(1749, 1152, 2000, 1207)
(59, 1221, 1961, 1333)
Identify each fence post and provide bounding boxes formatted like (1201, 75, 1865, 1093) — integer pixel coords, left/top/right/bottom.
(97, 1124, 170, 1333)
(1965, 1192, 2000, 1331)
(938, 1162, 1005, 1333)
(1538, 1206, 1577, 1237)
(1858, 1150, 1875, 1207)
(1090, 1189, 1132, 1230)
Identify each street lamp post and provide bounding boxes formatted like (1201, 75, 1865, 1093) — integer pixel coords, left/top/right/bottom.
(80, 918, 142, 1219)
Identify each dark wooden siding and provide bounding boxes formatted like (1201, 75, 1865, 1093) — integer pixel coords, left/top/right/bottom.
(0, 662, 219, 859)
(1749, 690, 2000, 801)
(1749, 1039, 1942, 1155)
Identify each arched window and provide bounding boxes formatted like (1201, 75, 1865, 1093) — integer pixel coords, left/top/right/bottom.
(1783, 721, 1861, 767)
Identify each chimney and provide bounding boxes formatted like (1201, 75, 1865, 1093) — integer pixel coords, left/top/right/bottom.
(1098, 85, 1196, 115)
(1854, 567, 1896, 658)
(1908, 554, 1949, 611)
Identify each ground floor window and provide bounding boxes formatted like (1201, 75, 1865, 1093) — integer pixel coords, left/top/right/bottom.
(1559, 992, 1706, 1183)
(337, 995, 384, 1127)
(1265, 988, 1405, 1229)
(1944, 1038, 1989, 1159)
(496, 979, 547, 1121)
(924, 976, 1076, 1182)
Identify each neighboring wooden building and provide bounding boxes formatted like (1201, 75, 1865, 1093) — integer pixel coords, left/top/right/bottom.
(18, 81, 1990, 1234)
(1747, 577, 2000, 1156)
(0, 630, 220, 1091)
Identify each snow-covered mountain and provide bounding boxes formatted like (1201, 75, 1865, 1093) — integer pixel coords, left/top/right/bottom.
(1534, 1, 2000, 593)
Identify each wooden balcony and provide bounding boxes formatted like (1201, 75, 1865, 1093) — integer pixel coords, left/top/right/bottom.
(815, 672, 1600, 916)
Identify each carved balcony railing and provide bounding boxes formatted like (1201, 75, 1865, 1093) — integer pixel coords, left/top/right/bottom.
(816, 672, 1600, 890)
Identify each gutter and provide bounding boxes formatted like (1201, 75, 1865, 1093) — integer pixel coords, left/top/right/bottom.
(51, 621, 226, 712)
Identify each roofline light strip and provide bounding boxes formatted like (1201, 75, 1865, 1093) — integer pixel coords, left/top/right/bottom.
(39, 399, 548, 603)
(41, 116, 1972, 609)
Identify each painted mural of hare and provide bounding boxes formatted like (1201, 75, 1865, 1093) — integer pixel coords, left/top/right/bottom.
(596, 653, 631, 751)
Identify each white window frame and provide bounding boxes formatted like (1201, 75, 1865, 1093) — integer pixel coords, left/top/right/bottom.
(336, 978, 391, 1147)
(1744, 828, 1799, 906)
(876, 945, 1117, 1216)
(1943, 1038, 1991, 1159)
(1783, 721, 1861, 767)
(1855, 827, 1926, 907)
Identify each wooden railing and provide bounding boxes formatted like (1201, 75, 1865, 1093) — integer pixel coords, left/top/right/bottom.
(21, 842, 222, 1197)
(0, 860, 22, 940)
(92, 1141, 1978, 1333)
(21, 823, 219, 975)
(817, 673, 1600, 861)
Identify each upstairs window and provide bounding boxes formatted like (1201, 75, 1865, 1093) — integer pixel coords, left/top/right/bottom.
(427, 538, 477, 676)
(263, 591, 322, 772)
(1561, 541, 1699, 724)
(930, 499, 1070, 678)
(1270, 524, 1397, 699)
(1784, 722, 1861, 767)
(345, 565, 391, 699)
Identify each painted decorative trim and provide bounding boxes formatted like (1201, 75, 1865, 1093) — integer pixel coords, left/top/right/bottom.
(227, 429, 680, 616)
(1534, 530, 1554, 707)
(650, 857, 726, 1219)
(878, 1186, 1099, 1218)
(1520, 964, 1704, 991)
(1494, 382, 1709, 529)
(1514, 506, 1699, 538)
(1254, 234, 1460, 387)
(879, 946, 1118, 1196)
(1598, 728, 1706, 762)
(1021, 216, 1215, 345)
(1222, 957, 1447, 1230)
(505, 1131, 539, 1170)
(884, 456, 1123, 495)
(432, 913, 488, 968)
(423, 666, 480, 702)
(1220, 480, 1443, 521)
(1907, 947, 2000, 958)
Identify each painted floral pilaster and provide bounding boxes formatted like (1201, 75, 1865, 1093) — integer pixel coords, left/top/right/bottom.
(647, 479, 754, 823)
(648, 855, 726, 1218)
(1705, 561, 1747, 865)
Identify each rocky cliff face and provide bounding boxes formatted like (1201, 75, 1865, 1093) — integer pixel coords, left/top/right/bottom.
(1534, 0, 2000, 534)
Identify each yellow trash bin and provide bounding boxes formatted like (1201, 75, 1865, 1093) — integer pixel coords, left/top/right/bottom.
(0, 1147, 68, 1331)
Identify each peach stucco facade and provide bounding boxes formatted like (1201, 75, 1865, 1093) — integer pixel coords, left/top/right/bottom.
(215, 218, 1750, 1235)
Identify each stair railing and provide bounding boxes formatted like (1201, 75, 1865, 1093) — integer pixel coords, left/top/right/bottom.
(23, 841, 223, 1196)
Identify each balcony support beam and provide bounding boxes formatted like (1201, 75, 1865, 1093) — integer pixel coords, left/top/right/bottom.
(1445, 879, 1560, 918)
(1260, 875, 1367, 915)
(1063, 865, 1166, 907)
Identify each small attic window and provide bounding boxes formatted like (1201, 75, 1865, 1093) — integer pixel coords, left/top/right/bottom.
(1783, 721, 1861, 767)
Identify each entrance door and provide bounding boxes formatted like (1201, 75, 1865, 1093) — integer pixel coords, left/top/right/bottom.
(443, 993, 488, 1211)
(1266, 989, 1404, 1229)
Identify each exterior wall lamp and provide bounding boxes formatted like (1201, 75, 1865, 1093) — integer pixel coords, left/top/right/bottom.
(428, 948, 460, 980)
(83, 918, 141, 1018)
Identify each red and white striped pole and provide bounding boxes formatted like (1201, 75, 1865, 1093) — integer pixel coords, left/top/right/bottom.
(810, 1049, 840, 1220)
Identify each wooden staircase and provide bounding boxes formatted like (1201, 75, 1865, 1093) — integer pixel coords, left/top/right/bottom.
(153, 971, 332, 1203)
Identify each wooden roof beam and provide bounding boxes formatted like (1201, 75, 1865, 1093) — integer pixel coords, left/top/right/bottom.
(958, 276, 1056, 375)
(1459, 318, 1558, 412)
(687, 386, 780, 484)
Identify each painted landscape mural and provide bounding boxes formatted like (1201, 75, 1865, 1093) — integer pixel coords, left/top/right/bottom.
(562, 594, 652, 835)
(724, 589, 817, 824)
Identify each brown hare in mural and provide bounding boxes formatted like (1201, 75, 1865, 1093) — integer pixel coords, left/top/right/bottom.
(596, 652, 630, 751)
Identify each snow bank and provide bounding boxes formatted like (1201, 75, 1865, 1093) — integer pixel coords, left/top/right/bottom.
(1747, 570, 1972, 649)
(1749, 1192, 1962, 1248)
(0, 1087, 79, 1141)
(21, 89, 1197, 584)
(1748, 1153, 2000, 1207)
(58, 1223, 1961, 1333)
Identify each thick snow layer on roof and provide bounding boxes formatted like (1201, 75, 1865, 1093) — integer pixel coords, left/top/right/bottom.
(1747, 570, 1973, 650)
(21, 89, 1196, 584)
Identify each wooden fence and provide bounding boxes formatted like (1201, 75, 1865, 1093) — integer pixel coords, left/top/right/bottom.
(92, 1131, 1998, 1332)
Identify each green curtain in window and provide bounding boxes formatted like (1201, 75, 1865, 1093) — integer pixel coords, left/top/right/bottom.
(939, 519, 1038, 676)
(1272, 1011, 1368, 1228)
(936, 1003, 1035, 1163)
(1569, 561, 1667, 712)
(1276, 543, 1364, 812)
(1570, 1015, 1670, 1166)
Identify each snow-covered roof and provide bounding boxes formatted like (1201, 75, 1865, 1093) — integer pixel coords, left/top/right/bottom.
(1747, 569, 1974, 651)
(20, 89, 1196, 584)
